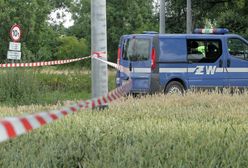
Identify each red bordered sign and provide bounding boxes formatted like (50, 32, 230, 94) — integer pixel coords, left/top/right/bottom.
(10, 24, 21, 42)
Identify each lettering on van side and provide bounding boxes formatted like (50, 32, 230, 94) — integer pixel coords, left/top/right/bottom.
(194, 66, 218, 75)
(160, 66, 224, 75)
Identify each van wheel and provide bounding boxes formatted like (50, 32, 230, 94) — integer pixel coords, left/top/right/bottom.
(165, 81, 185, 95)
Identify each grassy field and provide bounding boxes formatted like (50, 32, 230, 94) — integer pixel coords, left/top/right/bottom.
(1, 92, 248, 167)
(0, 68, 116, 106)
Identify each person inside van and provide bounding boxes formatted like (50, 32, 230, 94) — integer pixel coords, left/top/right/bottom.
(197, 45, 206, 56)
(206, 42, 219, 62)
(188, 40, 204, 61)
(208, 42, 218, 53)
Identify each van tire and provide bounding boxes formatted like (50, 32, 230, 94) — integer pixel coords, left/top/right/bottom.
(165, 81, 185, 95)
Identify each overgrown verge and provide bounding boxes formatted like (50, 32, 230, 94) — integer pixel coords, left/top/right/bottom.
(0, 68, 115, 106)
(0, 69, 41, 105)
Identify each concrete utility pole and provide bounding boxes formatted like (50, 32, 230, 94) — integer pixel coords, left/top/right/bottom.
(91, 0, 108, 100)
(187, 0, 192, 33)
(160, 0, 165, 34)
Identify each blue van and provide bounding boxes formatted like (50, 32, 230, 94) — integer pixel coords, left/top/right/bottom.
(116, 29, 248, 94)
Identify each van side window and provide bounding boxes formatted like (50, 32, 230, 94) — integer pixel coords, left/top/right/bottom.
(187, 39, 222, 63)
(228, 38, 248, 60)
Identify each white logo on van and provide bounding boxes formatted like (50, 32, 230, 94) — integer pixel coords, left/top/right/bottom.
(195, 66, 204, 75)
(194, 66, 217, 75)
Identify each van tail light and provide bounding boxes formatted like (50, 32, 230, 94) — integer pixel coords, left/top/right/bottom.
(117, 47, 121, 65)
(151, 48, 156, 70)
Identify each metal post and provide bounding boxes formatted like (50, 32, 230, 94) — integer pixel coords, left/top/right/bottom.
(187, 0, 192, 34)
(160, 0, 165, 34)
(91, 0, 108, 102)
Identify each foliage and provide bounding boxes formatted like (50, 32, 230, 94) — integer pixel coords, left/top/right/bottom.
(66, 0, 91, 41)
(106, 0, 157, 61)
(55, 36, 89, 59)
(163, 0, 248, 35)
(0, 0, 57, 62)
(216, 1, 248, 36)
(1, 93, 248, 167)
(0, 0, 87, 63)
(67, 0, 157, 62)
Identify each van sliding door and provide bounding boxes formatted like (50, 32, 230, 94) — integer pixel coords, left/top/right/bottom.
(187, 38, 225, 89)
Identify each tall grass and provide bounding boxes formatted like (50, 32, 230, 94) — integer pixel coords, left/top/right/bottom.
(1, 93, 248, 167)
(0, 69, 41, 105)
(0, 68, 116, 106)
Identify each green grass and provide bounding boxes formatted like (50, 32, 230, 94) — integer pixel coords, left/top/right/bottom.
(1, 93, 248, 167)
(0, 68, 116, 105)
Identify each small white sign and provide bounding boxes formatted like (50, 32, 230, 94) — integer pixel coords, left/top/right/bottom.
(7, 51, 21, 60)
(9, 42, 21, 51)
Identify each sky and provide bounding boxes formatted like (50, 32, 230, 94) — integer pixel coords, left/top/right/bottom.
(48, 8, 74, 28)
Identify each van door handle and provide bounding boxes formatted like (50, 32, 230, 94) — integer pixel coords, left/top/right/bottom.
(227, 59, 231, 67)
(129, 62, 132, 72)
(219, 60, 223, 67)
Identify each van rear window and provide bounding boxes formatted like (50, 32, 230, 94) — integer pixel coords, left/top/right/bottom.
(123, 38, 150, 61)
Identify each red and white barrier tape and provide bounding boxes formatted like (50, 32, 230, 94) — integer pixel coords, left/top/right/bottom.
(0, 52, 128, 75)
(93, 56, 130, 75)
(0, 56, 91, 68)
(0, 55, 132, 143)
(0, 80, 132, 143)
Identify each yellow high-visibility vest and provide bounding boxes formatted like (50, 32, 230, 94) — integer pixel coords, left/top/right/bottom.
(197, 46, 205, 54)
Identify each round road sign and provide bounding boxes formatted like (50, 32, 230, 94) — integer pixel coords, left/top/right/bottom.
(10, 24, 21, 42)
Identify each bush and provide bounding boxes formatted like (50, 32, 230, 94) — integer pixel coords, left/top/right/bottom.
(54, 36, 90, 68)
(22, 43, 36, 62)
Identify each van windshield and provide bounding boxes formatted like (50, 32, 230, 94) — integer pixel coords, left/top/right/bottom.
(123, 38, 151, 61)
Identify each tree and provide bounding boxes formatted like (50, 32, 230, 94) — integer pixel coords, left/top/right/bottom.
(106, 0, 157, 61)
(67, 0, 157, 62)
(0, 0, 70, 62)
(55, 35, 89, 59)
(162, 0, 248, 36)
(216, 0, 248, 36)
(1, 0, 247, 64)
